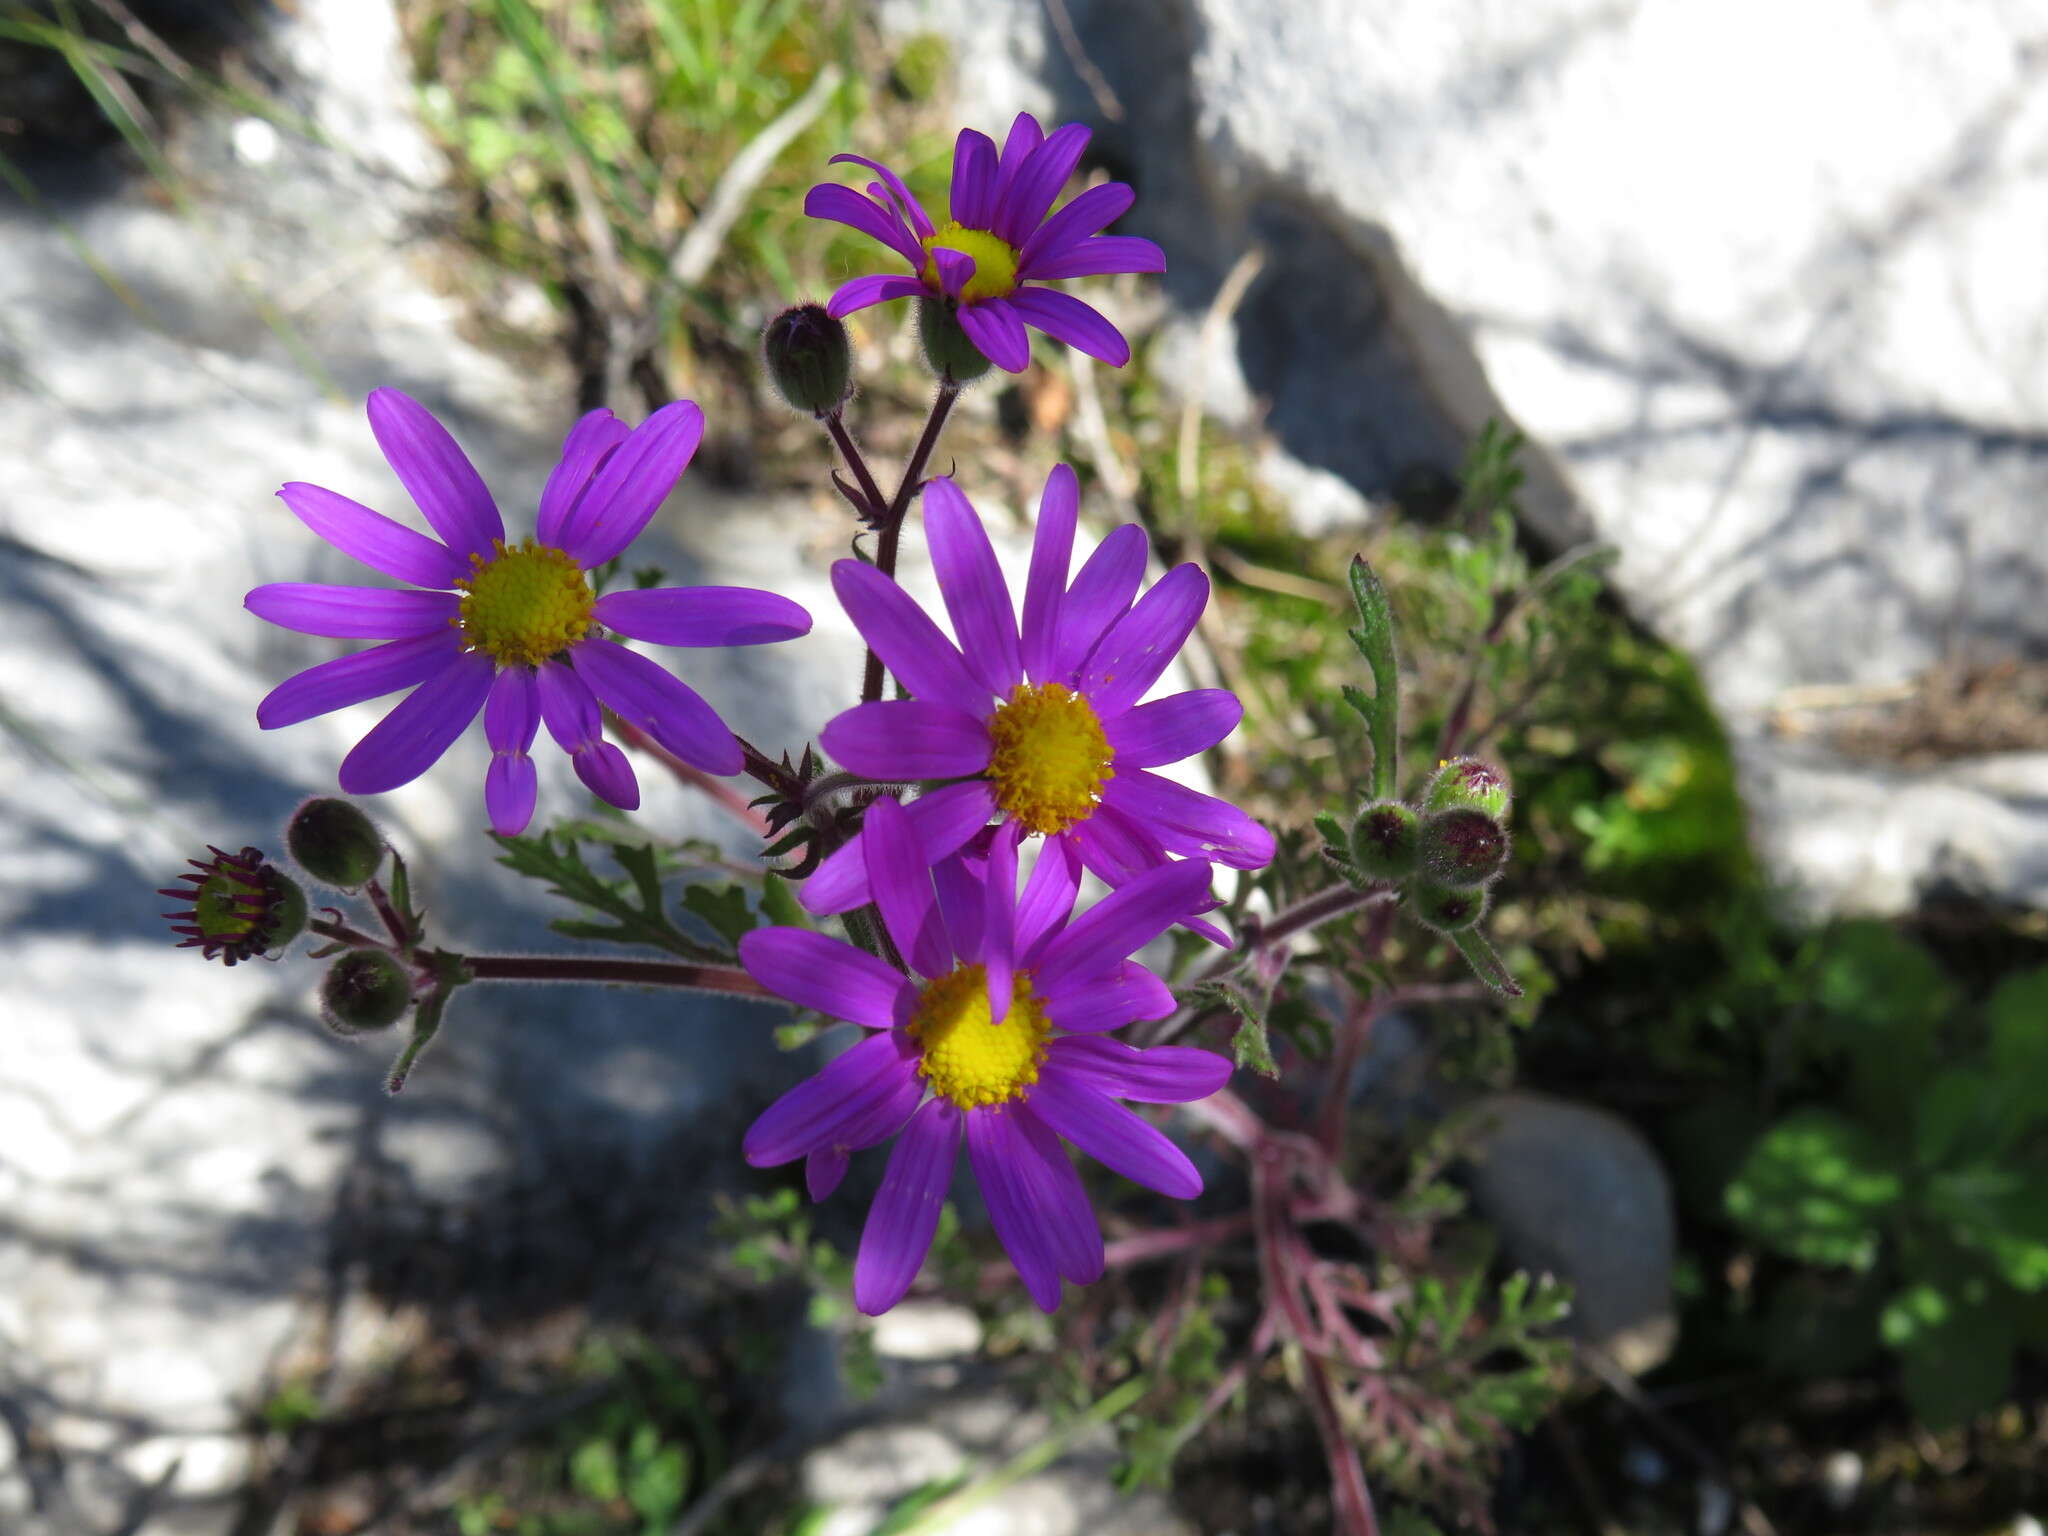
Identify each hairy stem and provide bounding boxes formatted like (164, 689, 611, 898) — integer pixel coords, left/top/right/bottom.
(464, 955, 775, 996)
(860, 383, 961, 704)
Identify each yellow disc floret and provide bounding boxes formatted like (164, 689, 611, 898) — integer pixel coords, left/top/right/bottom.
(454, 538, 596, 667)
(908, 963, 1052, 1109)
(920, 221, 1021, 303)
(986, 681, 1114, 835)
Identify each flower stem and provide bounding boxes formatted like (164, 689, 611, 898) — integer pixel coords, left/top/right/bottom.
(464, 954, 775, 996)
(861, 382, 962, 704)
(822, 409, 889, 521)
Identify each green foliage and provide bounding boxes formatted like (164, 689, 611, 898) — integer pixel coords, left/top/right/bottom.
(1718, 931, 2048, 1426)
(494, 826, 767, 960)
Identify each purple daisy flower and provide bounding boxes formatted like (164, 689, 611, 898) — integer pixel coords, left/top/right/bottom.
(741, 796, 1230, 1314)
(248, 389, 811, 835)
(806, 112, 1165, 373)
(802, 465, 1273, 921)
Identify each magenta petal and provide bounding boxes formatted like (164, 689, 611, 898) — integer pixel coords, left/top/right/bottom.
(1047, 1036, 1232, 1104)
(956, 299, 1031, 373)
(949, 128, 999, 228)
(557, 400, 705, 569)
(800, 781, 996, 915)
(827, 272, 930, 316)
(994, 122, 1091, 245)
(931, 247, 976, 300)
(829, 153, 936, 239)
(1104, 690, 1243, 768)
(807, 1148, 850, 1201)
(537, 409, 630, 546)
(536, 657, 638, 809)
(1028, 1067, 1201, 1199)
(277, 482, 467, 589)
(1071, 802, 1168, 885)
(246, 584, 459, 640)
(854, 1098, 962, 1314)
(982, 823, 1021, 1023)
(1014, 834, 1082, 960)
(923, 478, 1022, 696)
(1024, 235, 1167, 281)
(1103, 770, 1276, 870)
(740, 927, 917, 1028)
(593, 586, 812, 647)
(1020, 465, 1078, 686)
(1030, 858, 1213, 996)
(805, 182, 924, 266)
(830, 560, 991, 719)
(967, 1107, 1061, 1311)
(483, 666, 541, 835)
(1079, 563, 1208, 715)
(1053, 524, 1148, 679)
(569, 637, 741, 776)
(1041, 960, 1177, 1033)
(365, 388, 503, 562)
(1007, 287, 1130, 366)
(1013, 1106, 1104, 1283)
(257, 631, 463, 729)
(931, 852, 986, 965)
(820, 700, 991, 779)
(863, 796, 952, 980)
(745, 1030, 920, 1166)
(991, 112, 1046, 213)
(578, 740, 641, 809)
(337, 649, 495, 794)
(1017, 181, 1134, 270)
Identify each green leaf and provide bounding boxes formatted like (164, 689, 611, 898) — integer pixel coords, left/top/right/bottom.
(1890, 1287, 2016, 1428)
(492, 830, 722, 961)
(1924, 1164, 2048, 1291)
(569, 1437, 622, 1502)
(1346, 554, 1400, 800)
(1188, 980, 1277, 1076)
(1723, 1109, 1903, 1270)
(680, 881, 757, 950)
(384, 986, 450, 1096)
(1914, 1067, 1999, 1169)
(1448, 928, 1523, 998)
(761, 872, 808, 929)
(1988, 966, 2048, 1107)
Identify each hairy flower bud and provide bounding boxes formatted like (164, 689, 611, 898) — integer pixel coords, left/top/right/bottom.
(1349, 800, 1420, 881)
(1417, 807, 1509, 888)
(1423, 756, 1511, 819)
(320, 949, 411, 1035)
(285, 797, 385, 889)
(159, 846, 307, 965)
(916, 297, 994, 386)
(763, 303, 854, 415)
(1411, 879, 1488, 933)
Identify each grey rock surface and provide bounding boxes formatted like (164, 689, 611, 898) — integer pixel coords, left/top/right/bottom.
(1461, 1091, 1677, 1375)
(882, 0, 2048, 917)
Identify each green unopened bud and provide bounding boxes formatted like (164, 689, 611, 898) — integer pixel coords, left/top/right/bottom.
(916, 297, 993, 386)
(159, 846, 307, 965)
(764, 303, 853, 415)
(321, 949, 411, 1035)
(1423, 756, 1511, 818)
(1417, 807, 1509, 888)
(1411, 880, 1488, 933)
(1349, 800, 1420, 881)
(286, 797, 385, 889)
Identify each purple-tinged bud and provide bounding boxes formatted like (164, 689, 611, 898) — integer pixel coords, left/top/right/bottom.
(320, 949, 411, 1035)
(1412, 880, 1488, 933)
(1417, 807, 1509, 888)
(286, 797, 385, 889)
(764, 303, 854, 416)
(916, 297, 993, 386)
(1350, 800, 1420, 881)
(1423, 756, 1511, 819)
(159, 846, 307, 965)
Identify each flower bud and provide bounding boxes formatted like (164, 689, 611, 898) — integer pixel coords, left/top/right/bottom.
(916, 297, 993, 386)
(1417, 807, 1508, 888)
(159, 846, 307, 965)
(320, 949, 411, 1034)
(763, 303, 853, 416)
(1423, 756, 1511, 819)
(1411, 880, 1488, 933)
(286, 797, 385, 889)
(1349, 800, 1420, 881)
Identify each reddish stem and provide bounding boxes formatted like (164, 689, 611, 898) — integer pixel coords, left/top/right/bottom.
(612, 718, 772, 834)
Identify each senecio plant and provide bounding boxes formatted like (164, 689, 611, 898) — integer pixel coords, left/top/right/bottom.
(169, 115, 1544, 1533)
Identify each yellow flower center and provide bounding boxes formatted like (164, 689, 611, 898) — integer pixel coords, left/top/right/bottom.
(919, 221, 1021, 303)
(908, 963, 1052, 1109)
(986, 682, 1114, 835)
(454, 538, 595, 667)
